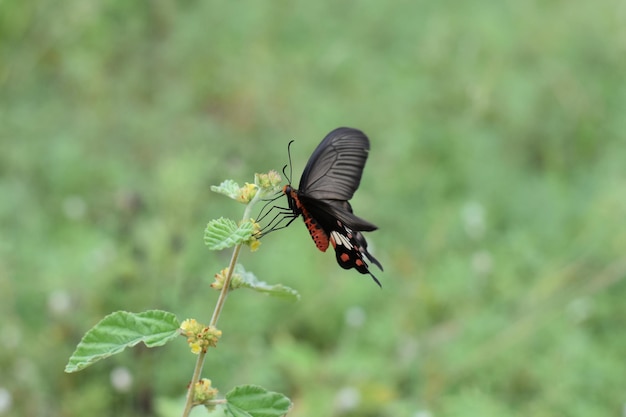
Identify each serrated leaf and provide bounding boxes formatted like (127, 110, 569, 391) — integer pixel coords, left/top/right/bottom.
(205, 218, 254, 250)
(244, 281, 300, 302)
(225, 385, 292, 417)
(211, 180, 242, 200)
(233, 265, 300, 302)
(65, 310, 179, 373)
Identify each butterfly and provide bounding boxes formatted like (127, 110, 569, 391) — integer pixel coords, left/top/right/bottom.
(280, 127, 383, 286)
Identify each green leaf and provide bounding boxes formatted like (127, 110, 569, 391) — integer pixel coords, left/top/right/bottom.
(211, 179, 242, 200)
(65, 310, 179, 373)
(233, 264, 300, 302)
(225, 385, 292, 417)
(205, 218, 254, 250)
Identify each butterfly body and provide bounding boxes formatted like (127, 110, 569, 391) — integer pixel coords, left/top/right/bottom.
(284, 185, 330, 251)
(283, 127, 383, 286)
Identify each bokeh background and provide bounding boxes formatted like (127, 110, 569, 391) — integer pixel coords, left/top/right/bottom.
(2, 1, 626, 416)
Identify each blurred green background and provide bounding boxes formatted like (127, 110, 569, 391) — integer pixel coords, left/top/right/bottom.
(2, 1, 625, 416)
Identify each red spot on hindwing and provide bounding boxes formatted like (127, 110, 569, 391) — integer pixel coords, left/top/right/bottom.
(330, 229, 372, 275)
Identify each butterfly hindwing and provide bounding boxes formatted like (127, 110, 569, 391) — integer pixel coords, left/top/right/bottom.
(329, 221, 381, 287)
(352, 230, 383, 271)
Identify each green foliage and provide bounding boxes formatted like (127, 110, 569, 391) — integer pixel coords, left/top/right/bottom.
(229, 264, 300, 302)
(225, 385, 292, 417)
(204, 218, 255, 250)
(211, 180, 246, 201)
(62, 174, 294, 416)
(65, 310, 180, 372)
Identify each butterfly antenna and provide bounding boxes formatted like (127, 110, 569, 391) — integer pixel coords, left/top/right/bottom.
(282, 164, 289, 182)
(283, 140, 295, 184)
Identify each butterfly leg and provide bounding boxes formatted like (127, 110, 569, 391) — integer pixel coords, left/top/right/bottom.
(259, 209, 299, 236)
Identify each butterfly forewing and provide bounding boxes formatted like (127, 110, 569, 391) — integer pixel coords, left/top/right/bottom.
(298, 127, 370, 201)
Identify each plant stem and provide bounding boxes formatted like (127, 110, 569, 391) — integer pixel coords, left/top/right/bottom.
(181, 351, 207, 417)
(181, 192, 260, 417)
(181, 243, 241, 417)
(210, 243, 242, 327)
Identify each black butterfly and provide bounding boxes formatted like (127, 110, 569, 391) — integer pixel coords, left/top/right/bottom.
(281, 127, 383, 286)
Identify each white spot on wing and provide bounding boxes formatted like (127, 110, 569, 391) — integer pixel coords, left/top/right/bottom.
(330, 231, 353, 248)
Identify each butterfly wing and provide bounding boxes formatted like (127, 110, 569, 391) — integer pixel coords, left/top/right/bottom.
(329, 221, 382, 287)
(297, 195, 378, 231)
(298, 127, 370, 201)
(298, 198, 383, 286)
(352, 230, 383, 271)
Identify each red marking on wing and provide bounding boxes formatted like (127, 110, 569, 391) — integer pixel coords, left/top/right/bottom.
(331, 229, 371, 274)
(302, 211, 329, 252)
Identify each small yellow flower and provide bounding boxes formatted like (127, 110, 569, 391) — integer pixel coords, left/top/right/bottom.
(202, 326, 223, 348)
(267, 169, 282, 187)
(236, 183, 258, 203)
(211, 268, 229, 290)
(245, 219, 262, 252)
(255, 171, 282, 192)
(180, 319, 195, 332)
(249, 239, 261, 252)
(212, 267, 244, 290)
(180, 319, 202, 336)
(251, 219, 261, 234)
(193, 378, 218, 404)
(181, 319, 221, 354)
(189, 341, 202, 354)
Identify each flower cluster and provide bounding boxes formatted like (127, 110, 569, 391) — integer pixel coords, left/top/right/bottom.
(235, 170, 282, 204)
(236, 182, 258, 204)
(211, 267, 243, 290)
(245, 219, 262, 252)
(255, 170, 282, 190)
(180, 319, 222, 354)
(193, 378, 219, 404)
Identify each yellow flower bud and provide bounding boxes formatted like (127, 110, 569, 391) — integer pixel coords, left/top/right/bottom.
(236, 183, 258, 203)
(181, 319, 221, 354)
(193, 378, 218, 403)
